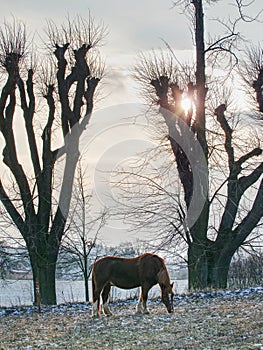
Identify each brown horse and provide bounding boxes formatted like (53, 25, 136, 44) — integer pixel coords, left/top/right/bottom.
(91, 252, 174, 317)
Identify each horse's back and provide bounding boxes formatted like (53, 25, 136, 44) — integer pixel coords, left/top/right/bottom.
(92, 255, 141, 289)
(93, 253, 162, 273)
(93, 255, 139, 272)
(92, 253, 166, 289)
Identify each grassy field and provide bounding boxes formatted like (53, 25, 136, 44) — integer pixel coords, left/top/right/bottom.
(0, 288, 262, 349)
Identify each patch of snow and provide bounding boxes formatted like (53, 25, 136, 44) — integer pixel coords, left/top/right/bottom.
(0, 286, 262, 318)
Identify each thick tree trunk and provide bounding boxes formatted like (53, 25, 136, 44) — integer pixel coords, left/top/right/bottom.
(208, 245, 236, 289)
(188, 241, 208, 290)
(29, 256, 57, 305)
(28, 238, 59, 305)
(188, 240, 235, 290)
(188, 196, 210, 290)
(31, 262, 39, 305)
(208, 255, 231, 289)
(38, 262, 57, 305)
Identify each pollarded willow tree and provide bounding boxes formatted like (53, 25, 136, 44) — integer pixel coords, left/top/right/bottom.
(0, 16, 106, 304)
(131, 0, 263, 290)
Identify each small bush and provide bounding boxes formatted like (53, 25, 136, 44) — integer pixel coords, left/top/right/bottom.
(228, 253, 263, 289)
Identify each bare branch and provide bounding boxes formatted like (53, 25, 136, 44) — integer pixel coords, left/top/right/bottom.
(233, 178, 263, 247)
(0, 18, 27, 72)
(45, 14, 108, 51)
(0, 180, 25, 233)
(235, 0, 263, 23)
(215, 104, 234, 169)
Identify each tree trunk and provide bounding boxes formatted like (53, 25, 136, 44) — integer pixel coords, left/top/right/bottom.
(188, 240, 235, 290)
(31, 261, 40, 306)
(28, 237, 59, 305)
(208, 248, 234, 289)
(187, 195, 211, 290)
(38, 262, 57, 305)
(209, 258, 231, 289)
(84, 256, 90, 302)
(84, 274, 89, 303)
(188, 241, 208, 290)
(29, 256, 57, 305)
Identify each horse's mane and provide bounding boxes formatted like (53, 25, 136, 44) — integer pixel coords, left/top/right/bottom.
(157, 266, 171, 284)
(139, 253, 171, 285)
(154, 254, 171, 285)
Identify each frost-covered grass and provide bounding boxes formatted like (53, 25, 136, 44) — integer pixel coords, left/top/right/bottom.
(0, 287, 262, 349)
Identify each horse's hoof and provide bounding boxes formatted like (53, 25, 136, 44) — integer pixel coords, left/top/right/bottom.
(103, 311, 113, 317)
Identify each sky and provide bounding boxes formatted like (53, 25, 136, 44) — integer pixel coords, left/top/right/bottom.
(1, 1, 262, 109)
(0, 0, 262, 245)
(1, 0, 262, 107)
(0, 0, 193, 108)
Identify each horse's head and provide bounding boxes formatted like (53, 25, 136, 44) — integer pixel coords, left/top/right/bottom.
(161, 282, 174, 313)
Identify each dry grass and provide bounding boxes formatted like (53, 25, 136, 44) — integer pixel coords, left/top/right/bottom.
(0, 290, 262, 350)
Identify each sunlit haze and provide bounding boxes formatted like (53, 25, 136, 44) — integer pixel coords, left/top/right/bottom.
(0, 0, 262, 245)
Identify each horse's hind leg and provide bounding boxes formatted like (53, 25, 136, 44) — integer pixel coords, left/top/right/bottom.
(92, 274, 101, 318)
(102, 283, 113, 316)
(136, 290, 144, 314)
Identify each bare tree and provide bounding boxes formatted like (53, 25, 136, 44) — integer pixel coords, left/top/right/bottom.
(124, 0, 262, 290)
(59, 161, 107, 302)
(0, 16, 106, 304)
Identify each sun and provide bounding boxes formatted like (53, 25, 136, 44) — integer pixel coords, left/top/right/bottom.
(181, 98, 192, 115)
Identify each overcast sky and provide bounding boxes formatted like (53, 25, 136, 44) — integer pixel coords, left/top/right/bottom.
(1, 0, 262, 105)
(1, 0, 261, 50)
(1, 0, 262, 245)
(1, 0, 262, 110)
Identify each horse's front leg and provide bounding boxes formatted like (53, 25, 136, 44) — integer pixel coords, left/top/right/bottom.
(136, 285, 150, 314)
(102, 283, 113, 316)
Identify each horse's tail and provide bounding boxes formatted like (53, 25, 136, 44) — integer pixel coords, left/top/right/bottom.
(91, 264, 96, 302)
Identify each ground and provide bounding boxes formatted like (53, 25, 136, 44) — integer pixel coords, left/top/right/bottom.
(0, 287, 262, 350)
